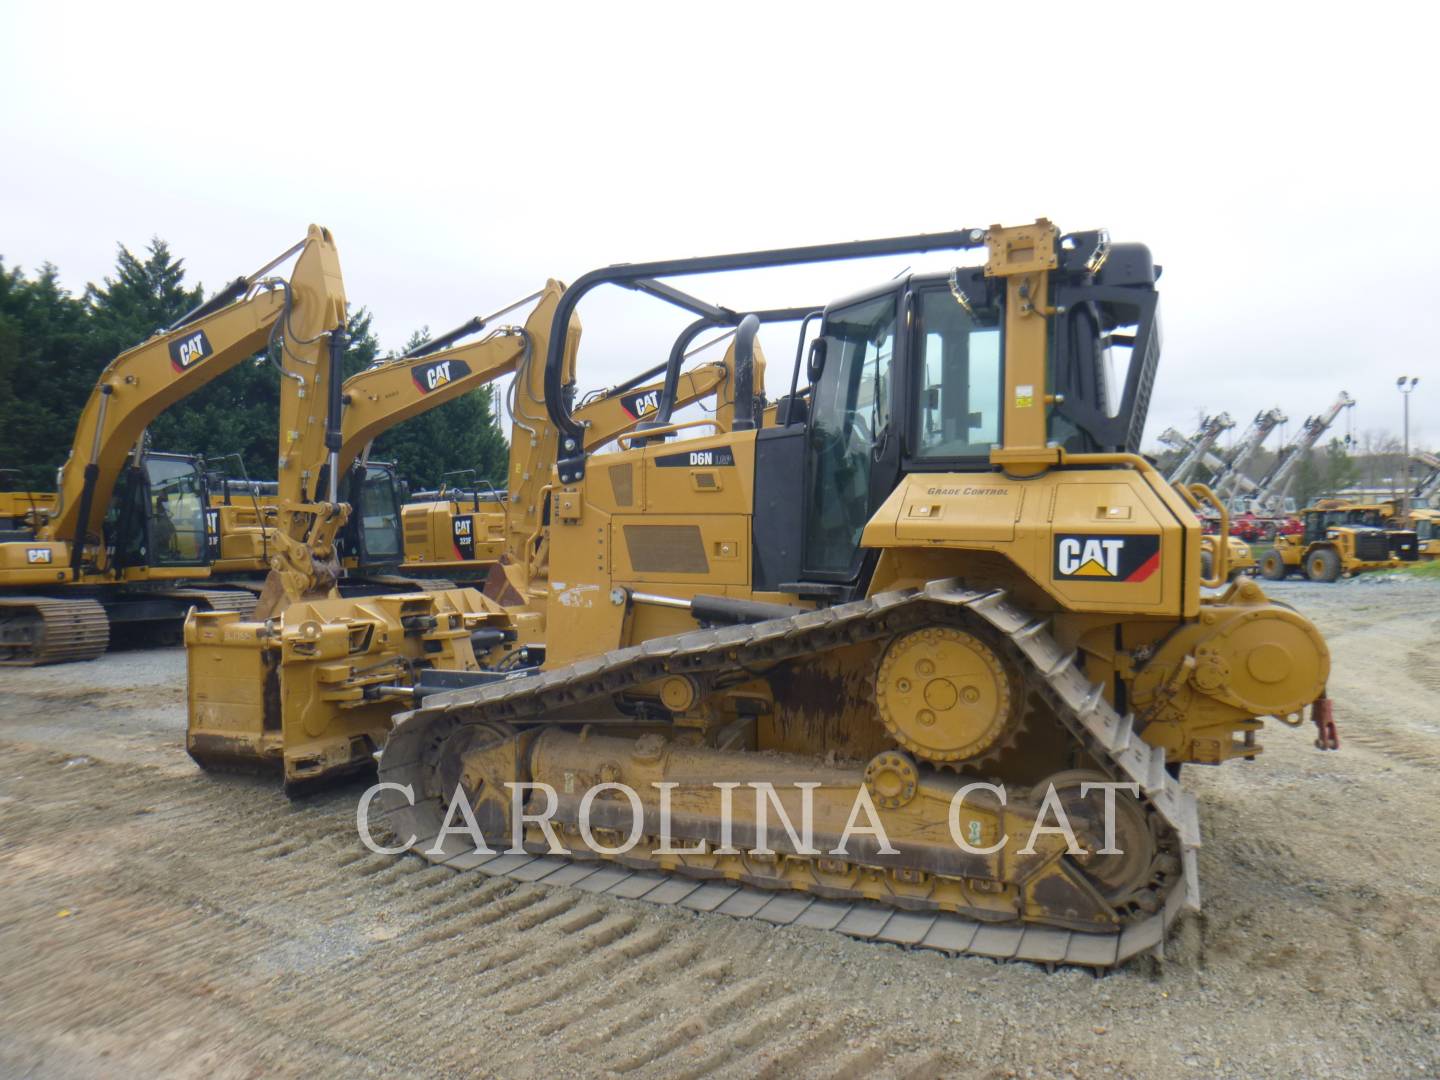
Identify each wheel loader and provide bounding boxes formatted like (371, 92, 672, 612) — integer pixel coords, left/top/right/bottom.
(0, 227, 345, 665)
(1260, 500, 1419, 581)
(187, 219, 1333, 967)
(1200, 532, 1255, 581)
(1408, 508, 1439, 559)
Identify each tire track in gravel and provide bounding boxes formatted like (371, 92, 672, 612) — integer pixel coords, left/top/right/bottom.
(0, 741, 882, 1079)
(4, 583, 1440, 1080)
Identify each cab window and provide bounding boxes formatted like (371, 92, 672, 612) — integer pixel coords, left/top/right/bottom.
(359, 465, 402, 562)
(914, 288, 1002, 458)
(804, 293, 895, 575)
(146, 457, 207, 566)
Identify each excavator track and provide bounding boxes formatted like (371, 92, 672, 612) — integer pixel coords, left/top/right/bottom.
(156, 587, 259, 618)
(354, 574, 459, 593)
(376, 579, 1201, 968)
(0, 596, 109, 666)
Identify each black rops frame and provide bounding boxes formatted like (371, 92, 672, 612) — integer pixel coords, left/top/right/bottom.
(541, 229, 992, 482)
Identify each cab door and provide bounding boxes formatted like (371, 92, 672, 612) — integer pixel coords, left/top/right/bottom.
(800, 290, 900, 582)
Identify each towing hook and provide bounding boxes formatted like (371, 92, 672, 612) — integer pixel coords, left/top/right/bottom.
(1311, 694, 1339, 751)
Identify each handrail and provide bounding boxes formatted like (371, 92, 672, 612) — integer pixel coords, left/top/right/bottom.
(615, 419, 720, 448)
(1173, 481, 1230, 587)
(525, 483, 553, 581)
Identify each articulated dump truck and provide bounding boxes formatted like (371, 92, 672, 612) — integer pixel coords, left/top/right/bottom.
(189, 220, 1333, 968)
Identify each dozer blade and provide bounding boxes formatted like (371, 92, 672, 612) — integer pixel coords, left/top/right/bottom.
(186, 588, 504, 794)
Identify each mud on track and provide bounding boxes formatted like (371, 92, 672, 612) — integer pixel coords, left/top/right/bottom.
(1, 579, 1438, 1079)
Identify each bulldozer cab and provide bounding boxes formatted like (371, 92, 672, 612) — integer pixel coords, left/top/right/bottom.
(537, 223, 1159, 604)
(782, 255, 1157, 592)
(108, 452, 212, 571)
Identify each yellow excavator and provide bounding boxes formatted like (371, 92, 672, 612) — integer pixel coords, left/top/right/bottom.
(193, 220, 1333, 968)
(185, 279, 766, 787)
(0, 478, 55, 532)
(209, 283, 742, 585)
(204, 292, 546, 580)
(0, 227, 343, 665)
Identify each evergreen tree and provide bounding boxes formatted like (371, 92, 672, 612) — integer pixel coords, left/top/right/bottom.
(0, 260, 95, 488)
(1, 235, 506, 499)
(85, 238, 203, 354)
(1321, 437, 1358, 497)
(341, 307, 382, 378)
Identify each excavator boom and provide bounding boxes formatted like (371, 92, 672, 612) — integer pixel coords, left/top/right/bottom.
(1, 226, 343, 665)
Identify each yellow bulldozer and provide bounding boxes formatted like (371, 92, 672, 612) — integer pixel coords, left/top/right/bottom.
(1260, 500, 1419, 581)
(189, 220, 1333, 967)
(396, 329, 745, 579)
(1200, 533, 1255, 581)
(367, 220, 1336, 966)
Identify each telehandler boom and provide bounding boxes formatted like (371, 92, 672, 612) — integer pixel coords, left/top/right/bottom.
(1165, 413, 1233, 484)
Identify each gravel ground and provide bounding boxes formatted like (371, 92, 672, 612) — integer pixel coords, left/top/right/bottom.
(0, 578, 1437, 1079)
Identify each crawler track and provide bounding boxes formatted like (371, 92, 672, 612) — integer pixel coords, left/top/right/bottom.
(0, 596, 109, 666)
(157, 586, 259, 618)
(377, 579, 1201, 968)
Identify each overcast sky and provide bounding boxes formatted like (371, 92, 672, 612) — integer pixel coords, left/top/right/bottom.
(2, 2, 1434, 453)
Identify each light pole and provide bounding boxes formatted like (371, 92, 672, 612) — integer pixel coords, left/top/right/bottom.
(1397, 376, 1418, 514)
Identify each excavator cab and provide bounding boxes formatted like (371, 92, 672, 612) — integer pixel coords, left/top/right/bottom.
(337, 461, 405, 570)
(108, 452, 213, 571)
